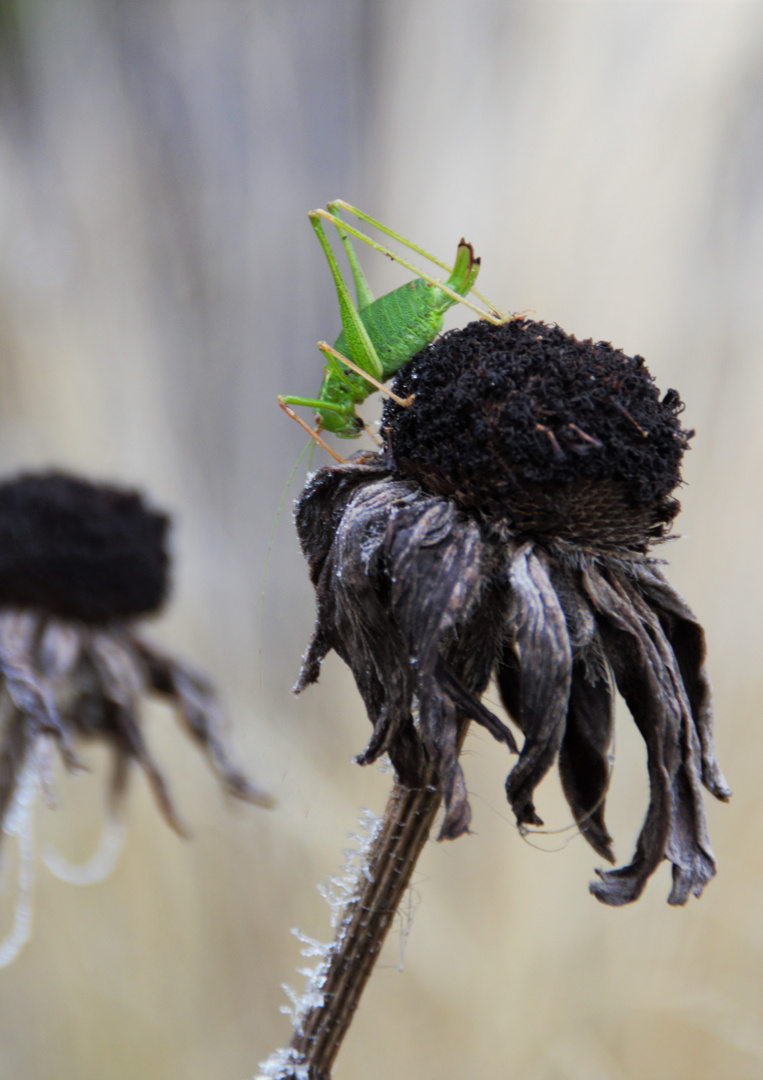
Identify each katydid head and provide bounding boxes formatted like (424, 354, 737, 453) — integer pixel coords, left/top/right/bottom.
(317, 407, 364, 438)
(313, 365, 363, 436)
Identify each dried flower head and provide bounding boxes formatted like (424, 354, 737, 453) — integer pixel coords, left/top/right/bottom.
(0, 472, 270, 848)
(294, 319, 729, 906)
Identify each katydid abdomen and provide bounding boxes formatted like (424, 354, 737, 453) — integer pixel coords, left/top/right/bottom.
(333, 277, 451, 380)
(317, 246, 478, 436)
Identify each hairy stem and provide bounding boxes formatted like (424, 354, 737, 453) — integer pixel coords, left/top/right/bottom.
(277, 772, 444, 1080)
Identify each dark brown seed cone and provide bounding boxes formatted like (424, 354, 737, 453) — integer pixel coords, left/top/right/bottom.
(0, 472, 169, 623)
(383, 319, 691, 549)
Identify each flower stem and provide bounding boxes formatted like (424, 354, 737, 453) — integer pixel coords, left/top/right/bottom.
(280, 772, 445, 1079)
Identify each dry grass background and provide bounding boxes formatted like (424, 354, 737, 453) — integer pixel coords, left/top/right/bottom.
(0, 1, 761, 1077)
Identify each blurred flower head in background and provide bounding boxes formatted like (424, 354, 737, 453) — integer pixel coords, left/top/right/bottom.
(0, 472, 270, 964)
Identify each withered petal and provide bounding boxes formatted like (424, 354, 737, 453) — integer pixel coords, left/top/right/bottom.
(385, 488, 495, 834)
(37, 620, 82, 684)
(87, 632, 188, 836)
(495, 640, 522, 729)
(386, 498, 483, 665)
(558, 662, 615, 862)
(295, 454, 390, 588)
(633, 564, 730, 802)
(107, 740, 130, 809)
(583, 566, 715, 906)
(353, 706, 425, 792)
(134, 639, 272, 807)
(504, 545, 573, 827)
(333, 482, 424, 783)
(111, 704, 189, 837)
(0, 612, 80, 769)
(294, 465, 514, 834)
(0, 709, 33, 831)
(294, 624, 332, 693)
(435, 658, 518, 753)
(416, 673, 471, 840)
(386, 494, 511, 834)
(438, 762, 472, 841)
(626, 581, 717, 906)
(294, 457, 399, 706)
(297, 476, 430, 785)
(88, 629, 147, 704)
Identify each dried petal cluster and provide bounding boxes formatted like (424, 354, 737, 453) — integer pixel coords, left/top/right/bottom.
(296, 456, 516, 841)
(295, 320, 729, 905)
(0, 472, 269, 844)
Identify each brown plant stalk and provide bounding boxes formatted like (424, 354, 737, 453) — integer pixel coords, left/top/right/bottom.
(260, 729, 467, 1080)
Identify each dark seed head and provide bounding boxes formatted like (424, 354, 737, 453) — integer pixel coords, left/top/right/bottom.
(383, 319, 691, 549)
(0, 472, 170, 623)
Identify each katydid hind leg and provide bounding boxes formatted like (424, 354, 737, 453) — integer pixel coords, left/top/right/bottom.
(326, 204, 375, 311)
(335, 200, 479, 299)
(328, 200, 508, 323)
(309, 212, 385, 382)
(332, 199, 455, 276)
(313, 208, 504, 325)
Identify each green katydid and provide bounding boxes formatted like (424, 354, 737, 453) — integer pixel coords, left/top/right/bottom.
(278, 200, 508, 461)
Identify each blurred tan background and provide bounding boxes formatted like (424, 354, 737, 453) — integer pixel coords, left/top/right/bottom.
(0, 1, 761, 1077)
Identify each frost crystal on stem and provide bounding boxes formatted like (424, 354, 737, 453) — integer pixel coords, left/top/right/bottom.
(265, 807, 382, 1049)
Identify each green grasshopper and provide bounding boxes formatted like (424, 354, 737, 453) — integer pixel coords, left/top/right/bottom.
(278, 200, 507, 461)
